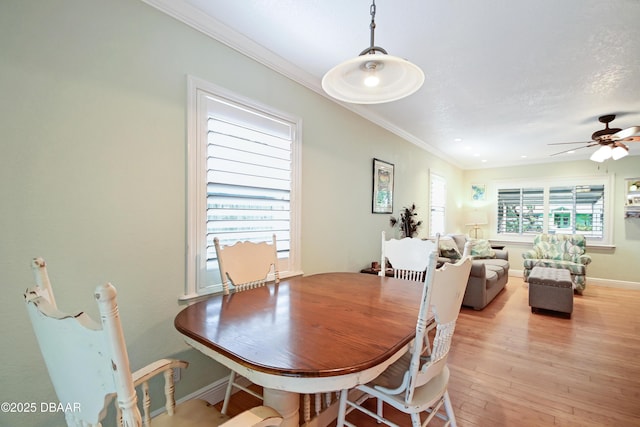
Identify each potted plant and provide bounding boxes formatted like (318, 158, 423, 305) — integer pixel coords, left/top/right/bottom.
(389, 203, 422, 238)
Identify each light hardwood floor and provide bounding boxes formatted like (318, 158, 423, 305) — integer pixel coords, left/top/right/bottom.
(216, 277, 640, 426)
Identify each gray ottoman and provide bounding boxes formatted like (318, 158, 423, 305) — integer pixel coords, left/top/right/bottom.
(528, 266, 573, 317)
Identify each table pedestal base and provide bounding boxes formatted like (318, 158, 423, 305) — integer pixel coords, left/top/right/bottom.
(263, 388, 300, 427)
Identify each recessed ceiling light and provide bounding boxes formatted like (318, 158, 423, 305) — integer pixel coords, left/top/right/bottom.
(454, 138, 463, 142)
(567, 150, 575, 154)
(481, 159, 487, 163)
(521, 155, 528, 158)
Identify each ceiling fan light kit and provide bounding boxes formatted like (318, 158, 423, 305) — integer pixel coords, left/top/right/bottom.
(321, 0, 424, 104)
(549, 114, 639, 162)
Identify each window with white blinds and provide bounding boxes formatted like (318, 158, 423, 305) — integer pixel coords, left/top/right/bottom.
(495, 177, 611, 243)
(548, 185, 604, 238)
(185, 77, 301, 298)
(429, 173, 446, 237)
(497, 187, 544, 234)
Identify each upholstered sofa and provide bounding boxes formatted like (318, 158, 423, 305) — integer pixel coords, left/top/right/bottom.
(438, 234, 509, 310)
(522, 233, 591, 294)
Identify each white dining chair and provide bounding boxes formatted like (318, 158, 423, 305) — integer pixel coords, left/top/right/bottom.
(380, 231, 439, 281)
(213, 235, 279, 414)
(214, 234, 280, 295)
(336, 253, 473, 427)
(25, 258, 283, 427)
(380, 231, 442, 356)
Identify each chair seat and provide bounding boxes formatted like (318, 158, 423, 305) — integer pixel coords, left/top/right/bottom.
(522, 259, 586, 275)
(153, 400, 282, 427)
(152, 399, 229, 427)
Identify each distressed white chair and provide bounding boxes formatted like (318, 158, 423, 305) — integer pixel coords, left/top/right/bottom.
(25, 258, 283, 427)
(213, 235, 279, 414)
(379, 231, 440, 281)
(380, 231, 442, 356)
(214, 235, 280, 295)
(337, 253, 473, 427)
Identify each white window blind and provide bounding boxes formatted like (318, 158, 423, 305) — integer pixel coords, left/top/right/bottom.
(206, 111, 292, 270)
(185, 77, 301, 298)
(429, 173, 446, 237)
(497, 187, 544, 234)
(548, 185, 604, 238)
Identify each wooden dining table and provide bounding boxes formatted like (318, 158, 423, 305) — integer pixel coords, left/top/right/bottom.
(174, 272, 426, 427)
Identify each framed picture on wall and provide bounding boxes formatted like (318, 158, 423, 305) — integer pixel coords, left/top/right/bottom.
(471, 184, 486, 201)
(372, 158, 394, 214)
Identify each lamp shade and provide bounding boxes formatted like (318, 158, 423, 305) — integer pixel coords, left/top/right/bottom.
(465, 210, 488, 226)
(322, 54, 425, 104)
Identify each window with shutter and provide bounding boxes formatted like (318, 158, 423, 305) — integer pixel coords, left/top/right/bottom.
(429, 173, 446, 237)
(548, 185, 604, 238)
(185, 77, 301, 298)
(497, 187, 544, 234)
(495, 177, 611, 243)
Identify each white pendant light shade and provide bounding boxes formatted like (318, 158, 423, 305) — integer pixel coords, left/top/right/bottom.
(322, 54, 424, 104)
(322, 0, 424, 104)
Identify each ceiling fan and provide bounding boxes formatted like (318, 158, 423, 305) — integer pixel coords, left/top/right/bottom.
(549, 114, 640, 162)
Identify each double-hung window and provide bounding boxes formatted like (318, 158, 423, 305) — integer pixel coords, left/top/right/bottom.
(185, 77, 301, 298)
(495, 176, 612, 244)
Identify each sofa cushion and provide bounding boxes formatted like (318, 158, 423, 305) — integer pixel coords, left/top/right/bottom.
(485, 264, 506, 280)
(439, 237, 461, 260)
(481, 258, 510, 270)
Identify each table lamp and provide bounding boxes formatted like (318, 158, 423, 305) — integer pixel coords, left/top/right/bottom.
(465, 210, 488, 239)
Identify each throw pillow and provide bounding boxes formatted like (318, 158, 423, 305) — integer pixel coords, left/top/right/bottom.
(470, 239, 495, 259)
(439, 237, 461, 260)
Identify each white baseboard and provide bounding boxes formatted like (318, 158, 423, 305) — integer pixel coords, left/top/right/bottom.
(179, 375, 254, 405)
(509, 269, 640, 290)
(151, 374, 251, 418)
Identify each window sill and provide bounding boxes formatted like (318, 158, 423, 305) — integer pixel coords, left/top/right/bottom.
(489, 238, 615, 250)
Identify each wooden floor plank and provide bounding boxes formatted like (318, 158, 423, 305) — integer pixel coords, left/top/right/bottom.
(216, 277, 640, 426)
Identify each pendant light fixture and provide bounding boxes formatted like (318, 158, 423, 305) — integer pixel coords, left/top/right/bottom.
(321, 0, 424, 104)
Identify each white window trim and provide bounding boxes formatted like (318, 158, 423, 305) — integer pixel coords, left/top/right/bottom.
(182, 76, 302, 300)
(429, 171, 446, 238)
(491, 174, 615, 247)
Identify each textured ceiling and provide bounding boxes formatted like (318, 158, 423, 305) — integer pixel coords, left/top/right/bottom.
(146, 0, 640, 169)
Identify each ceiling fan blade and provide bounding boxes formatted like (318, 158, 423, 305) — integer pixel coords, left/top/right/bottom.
(548, 141, 593, 146)
(620, 136, 640, 143)
(613, 126, 640, 140)
(550, 144, 598, 157)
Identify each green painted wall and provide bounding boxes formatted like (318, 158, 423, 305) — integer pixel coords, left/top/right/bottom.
(2, 2, 638, 426)
(0, 1, 460, 426)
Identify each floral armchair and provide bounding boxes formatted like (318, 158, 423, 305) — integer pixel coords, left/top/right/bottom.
(522, 234, 592, 293)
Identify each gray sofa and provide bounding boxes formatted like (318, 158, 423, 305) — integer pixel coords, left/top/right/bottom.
(438, 234, 509, 310)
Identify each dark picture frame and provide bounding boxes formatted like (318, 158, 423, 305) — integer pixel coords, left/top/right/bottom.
(372, 158, 394, 214)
